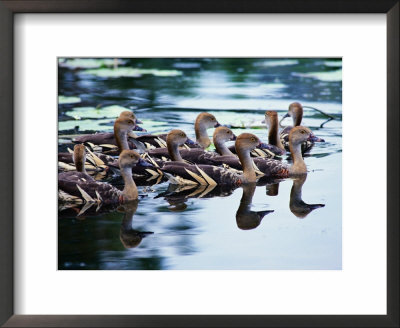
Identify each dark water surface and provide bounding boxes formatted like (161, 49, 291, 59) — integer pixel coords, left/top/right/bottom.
(58, 58, 342, 270)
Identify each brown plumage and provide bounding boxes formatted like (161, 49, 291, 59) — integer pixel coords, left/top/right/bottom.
(279, 102, 324, 153)
(59, 150, 148, 205)
(72, 111, 143, 154)
(146, 126, 236, 164)
(160, 130, 269, 185)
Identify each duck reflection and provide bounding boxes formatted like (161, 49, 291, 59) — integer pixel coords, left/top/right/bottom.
(266, 183, 280, 196)
(119, 200, 154, 249)
(236, 183, 274, 230)
(59, 199, 153, 249)
(156, 183, 236, 211)
(256, 176, 283, 197)
(289, 174, 325, 218)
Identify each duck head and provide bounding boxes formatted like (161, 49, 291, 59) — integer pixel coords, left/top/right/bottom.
(235, 133, 262, 154)
(289, 126, 315, 147)
(114, 117, 136, 133)
(119, 110, 143, 125)
(289, 126, 322, 146)
(195, 112, 220, 148)
(196, 112, 220, 129)
(119, 149, 152, 169)
(166, 129, 188, 147)
(280, 102, 303, 127)
(213, 126, 236, 143)
(119, 110, 146, 132)
(73, 144, 87, 173)
(213, 126, 236, 156)
(166, 129, 189, 162)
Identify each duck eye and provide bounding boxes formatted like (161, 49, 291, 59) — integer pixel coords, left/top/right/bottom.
(226, 131, 229, 134)
(251, 137, 256, 142)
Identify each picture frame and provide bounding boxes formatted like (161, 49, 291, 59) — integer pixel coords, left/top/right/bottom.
(0, 0, 398, 327)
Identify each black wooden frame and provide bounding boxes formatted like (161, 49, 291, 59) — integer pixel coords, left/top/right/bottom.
(0, 1, 398, 327)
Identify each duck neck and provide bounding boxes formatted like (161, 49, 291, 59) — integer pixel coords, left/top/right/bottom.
(293, 112, 303, 126)
(195, 123, 211, 148)
(114, 126, 129, 152)
(289, 142, 307, 174)
(268, 119, 285, 150)
(168, 142, 184, 162)
(121, 167, 138, 201)
(237, 148, 257, 183)
(73, 152, 87, 174)
(214, 139, 233, 156)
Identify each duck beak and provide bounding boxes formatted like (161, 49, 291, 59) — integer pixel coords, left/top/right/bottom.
(308, 134, 325, 142)
(261, 119, 266, 124)
(231, 134, 237, 141)
(185, 138, 196, 145)
(279, 113, 290, 125)
(135, 119, 143, 124)
(133, 125, 147, 132)
(137, 158, 153, 167)
(214, 122, 221, 128)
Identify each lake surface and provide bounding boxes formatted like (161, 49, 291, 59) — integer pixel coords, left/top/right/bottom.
(58, 58, 342, 270)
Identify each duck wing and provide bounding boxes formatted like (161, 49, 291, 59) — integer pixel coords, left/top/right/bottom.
(73, 132, 116, 145)
(208, 155, 243, 170)
(72, 133, 137, 153)
(136, 134, 201, 149)
(161, 162, 241, 186)
(59, 173, 121, 204)
(135, 134, 168, 148)
(253, 157, 290, 178)
(147, 148, 217, 165)
(227, 144, 284, 158)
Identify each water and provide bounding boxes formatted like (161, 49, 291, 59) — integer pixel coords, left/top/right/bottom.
(58, 58, 342, 270)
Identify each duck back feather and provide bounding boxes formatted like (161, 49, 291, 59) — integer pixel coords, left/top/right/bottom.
(59, 172, 122, 205)
(161, 162, 242, 186)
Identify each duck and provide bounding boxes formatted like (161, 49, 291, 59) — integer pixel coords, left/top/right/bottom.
(279, 102, 324, 153)
(144, 126, 236, 165)
(160, 130, 273, 186)
(72, 111, 145, 154)
(209, 125, 321, 177)
(60, 116, 137, 175)
(134, 112, 221, 150)
(74, 117, 163, 180)
(59, 149, 153, 207)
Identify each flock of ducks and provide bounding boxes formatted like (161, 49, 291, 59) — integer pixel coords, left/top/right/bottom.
(58, 102, 325, 223)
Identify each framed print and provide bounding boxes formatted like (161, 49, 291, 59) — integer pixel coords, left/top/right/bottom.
(0, 1, 398, 327)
